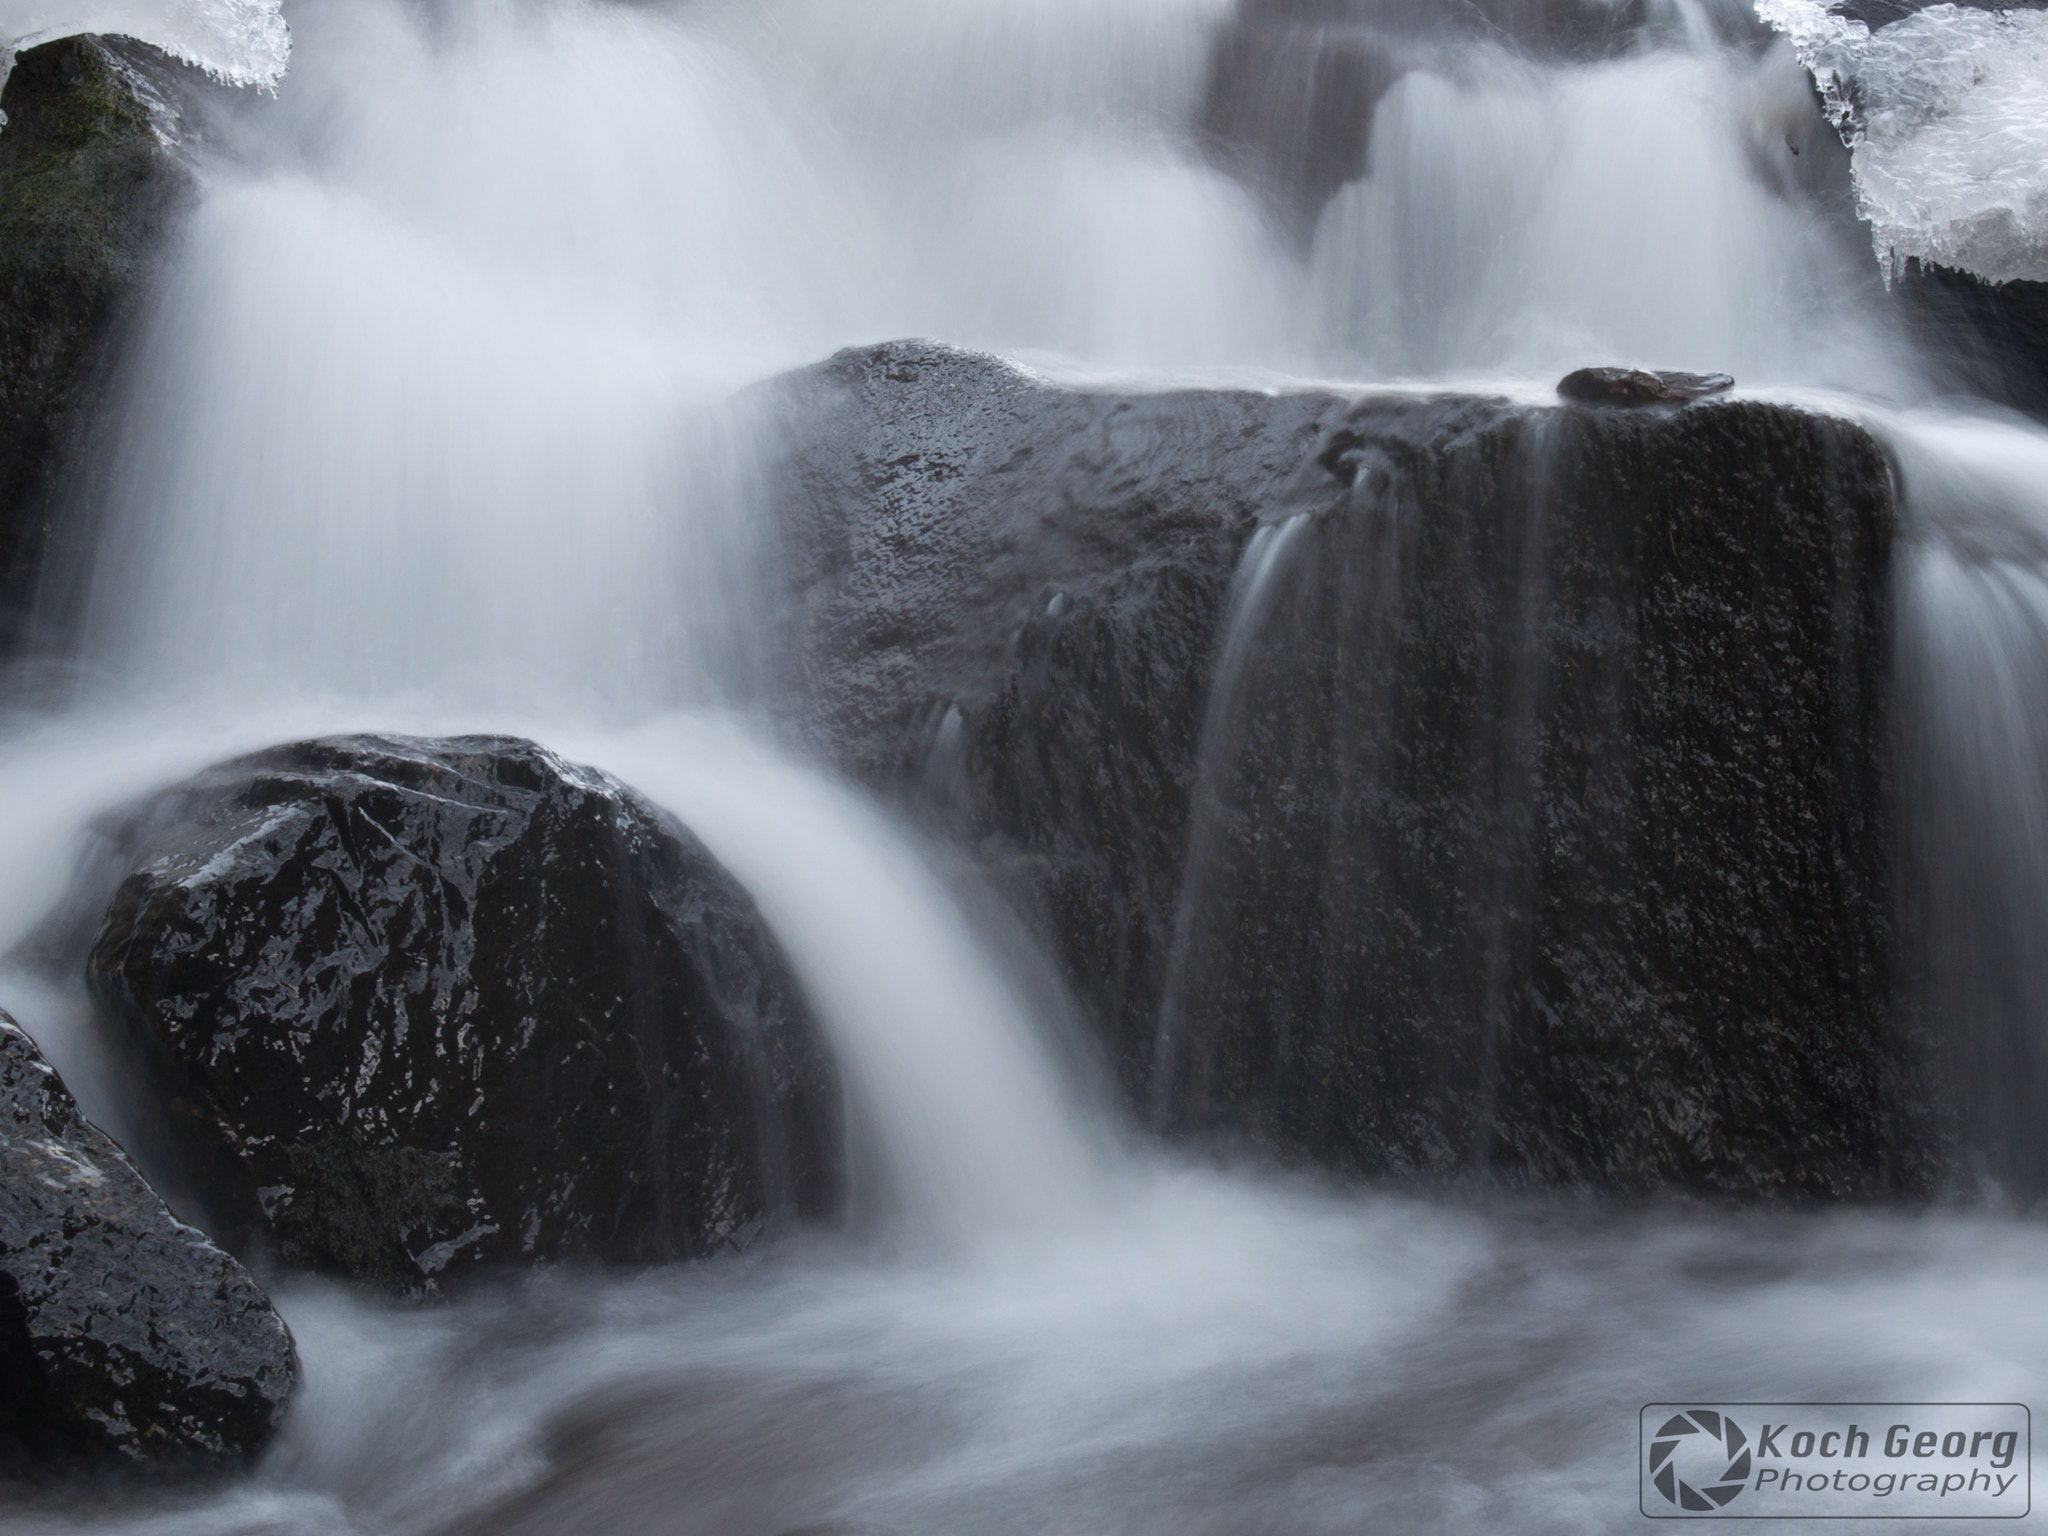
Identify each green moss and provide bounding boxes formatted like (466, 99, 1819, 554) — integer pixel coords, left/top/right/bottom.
(0, 40, 163, 291)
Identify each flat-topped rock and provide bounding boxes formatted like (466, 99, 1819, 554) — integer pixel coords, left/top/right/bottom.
(757, 341, 1933, 1199)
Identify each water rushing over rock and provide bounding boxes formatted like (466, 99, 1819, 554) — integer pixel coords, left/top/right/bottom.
(766, 344, 1928, 1198)
(3, 0, 2048, 1521)
(0, 33, 199, 649)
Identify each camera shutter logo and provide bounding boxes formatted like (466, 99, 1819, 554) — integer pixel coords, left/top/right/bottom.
(1650, 1409, 1753, 1511)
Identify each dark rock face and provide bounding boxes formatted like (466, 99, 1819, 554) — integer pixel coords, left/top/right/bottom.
(1156, 397, 1915, 1197)
(87, 736, 839, 1293)
(766, 341, 1348, 780)
(1200, 11, 1405, 241)
(0, 36, 198, 652)
(768, 342, 1928, 1199)
(1896, 260, 2048, 425)
(760, 342, 1349, 1091)
(1556, 367, 1735, 405)
(0, 1010, 297, 1467)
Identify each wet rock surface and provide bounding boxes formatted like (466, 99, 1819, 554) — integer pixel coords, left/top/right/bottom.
(1163, 396, 1917, 1197)
(0, 35, 201, 651)
(87, 736, 839, 1293)
(768, 341, 1929, 1199)
(764, 340, 1347, 780)
(0, 1010, 297, 1468)
(760, 341, 1349, 1091)
(1830, 0, 2048, 25)
(1556, 367, 1736, 405)
(1896, 260, 2048, 424)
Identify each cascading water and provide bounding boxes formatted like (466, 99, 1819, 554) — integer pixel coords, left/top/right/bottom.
(8, 0, 2048, 1529)
(1885, 410, 2048, 1189)
(565, 718, 1108, 1240)
(1151, 510, 1313, 1125)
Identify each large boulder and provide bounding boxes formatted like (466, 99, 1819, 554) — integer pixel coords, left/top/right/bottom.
(0, 1010, 297, 1468)
(87, 736, 839, 1294)
(1148, 393, 1914, 1197)
(0, 35, 200, 651)
(761, 341, 1933, 1199)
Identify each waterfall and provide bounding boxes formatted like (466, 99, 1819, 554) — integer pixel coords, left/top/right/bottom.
(13, 0, 2048, 1525)
(1151, 511, 1312, 1123)
(1884, 408, 2048, 1190)
(21, 0, 2048, 1223)
(571, 718, 1109, 1241)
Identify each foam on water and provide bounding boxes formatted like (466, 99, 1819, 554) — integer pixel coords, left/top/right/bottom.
(7, 1171, 2048, 1533)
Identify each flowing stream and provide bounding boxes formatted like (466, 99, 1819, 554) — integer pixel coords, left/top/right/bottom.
(7, 0, 2048, 1530)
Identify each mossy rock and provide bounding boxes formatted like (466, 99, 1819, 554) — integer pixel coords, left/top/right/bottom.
(0, 35, 194, 649)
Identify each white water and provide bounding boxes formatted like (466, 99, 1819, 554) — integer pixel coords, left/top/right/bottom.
(1881, 407, 2048, 1186)
(571, 719, 1108, 1241)
(1152, 512, 1312, 1120)
(1307, 40, 1900, 385)
(8, 0, 2048, 1529)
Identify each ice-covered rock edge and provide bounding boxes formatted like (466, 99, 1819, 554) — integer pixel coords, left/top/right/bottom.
(0, 0, 287, 126)
(1757, 0, 2048, 284)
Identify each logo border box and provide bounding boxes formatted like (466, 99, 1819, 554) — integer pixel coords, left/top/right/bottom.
(1640, 1403, 2032, 1520)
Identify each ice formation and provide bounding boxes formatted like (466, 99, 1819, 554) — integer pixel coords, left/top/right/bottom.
(1, 0, 288, 122)
(1758, 0, 2048, 284)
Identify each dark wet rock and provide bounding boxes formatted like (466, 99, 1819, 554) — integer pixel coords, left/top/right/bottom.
(764, 341, 1346, 782)
(1895, 260, 2048, 424)
(86, 736, 839, 1294)
(0, 36, 202, 653)
(0, 1010, 297, 1467)
(765, 341, 1928, 1199)
(1223, 0, 1664, 59)
(1200, 12, 1406, 241)
(1556, 367, 1737, 405)
(758, 341, 1349, 1094)
(1156, 396, 1916, 1197)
